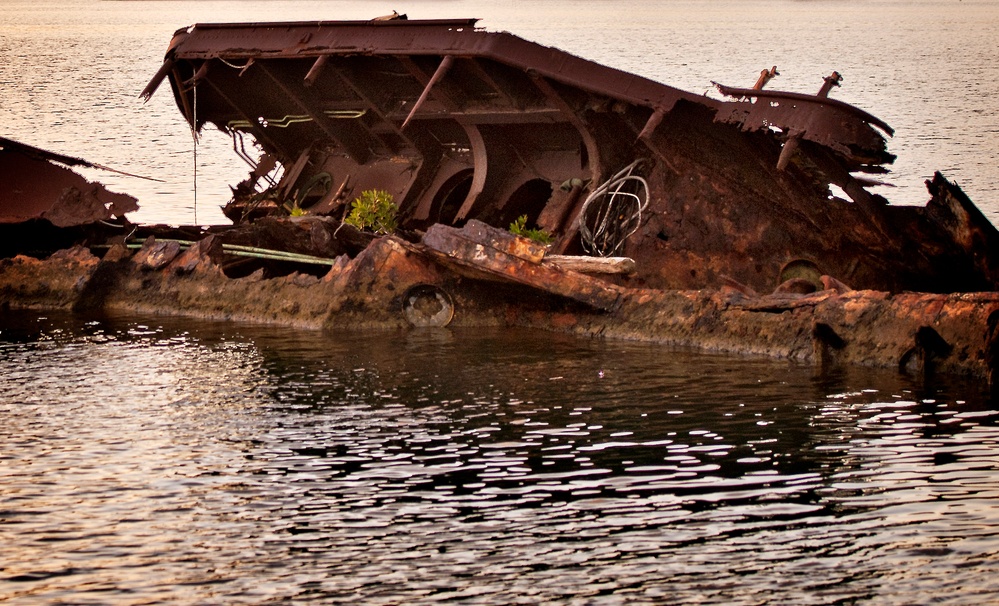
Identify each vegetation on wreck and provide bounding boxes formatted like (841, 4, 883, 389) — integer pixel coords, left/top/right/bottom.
(344, 190, 399, 234)
(283, 200, 308, 217)
(508, 214, 553, 245)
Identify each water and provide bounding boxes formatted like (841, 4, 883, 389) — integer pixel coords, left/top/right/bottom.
(2, 311, 998, 603)
(0, 0, 997, 226)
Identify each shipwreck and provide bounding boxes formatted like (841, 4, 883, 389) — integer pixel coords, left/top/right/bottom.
(136, 17, 999, 294)
(2, 17, 999, 390)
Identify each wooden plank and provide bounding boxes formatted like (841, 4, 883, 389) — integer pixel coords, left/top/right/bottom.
(427, 219, 548, 263)
(544, 255, 636, 275)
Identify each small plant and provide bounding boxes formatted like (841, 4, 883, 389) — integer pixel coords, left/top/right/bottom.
(509, 214, 553, 245)
(344, 190, 399, 234)
(283, 200, 308, 217)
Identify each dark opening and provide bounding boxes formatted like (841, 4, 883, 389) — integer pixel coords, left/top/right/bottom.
(296, 172, 333, 210)
(480, 178, 553, 228)
(423, 169, 473, 228)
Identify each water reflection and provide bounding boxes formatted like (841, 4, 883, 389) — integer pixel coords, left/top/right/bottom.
(2, 311, 997, 604)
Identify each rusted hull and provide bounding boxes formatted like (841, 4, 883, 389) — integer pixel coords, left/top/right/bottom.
(3, 19, 997, 390)
(1, 232, 996, 393)
(141, 19, 999, 295)
(0, 137, 138, 227)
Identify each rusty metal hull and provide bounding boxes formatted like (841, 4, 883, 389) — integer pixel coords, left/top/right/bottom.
(2, 234, 997, 394)
(0, 137, 138, 227)
(141, 19, 998, 295)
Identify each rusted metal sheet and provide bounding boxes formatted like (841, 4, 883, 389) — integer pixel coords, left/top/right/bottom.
(0, 137, 138, 227)
(142, 18, 999, 295)
(713, 81, 894, 158)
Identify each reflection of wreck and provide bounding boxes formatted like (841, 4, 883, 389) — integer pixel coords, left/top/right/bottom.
(140, 18, 998, 294)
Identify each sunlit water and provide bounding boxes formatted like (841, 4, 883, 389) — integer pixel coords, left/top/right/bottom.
(1, 0, 997, 226)
(2, 311, 998, 603)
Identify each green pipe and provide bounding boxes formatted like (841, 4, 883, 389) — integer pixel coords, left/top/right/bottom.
(222, 249, 338, 266)
(221, 245, 339, 265)
(111, 240, 339, 266)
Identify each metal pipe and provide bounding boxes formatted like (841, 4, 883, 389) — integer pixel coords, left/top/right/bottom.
(114, 239, 341, 266)
(402, 55, 455, 130)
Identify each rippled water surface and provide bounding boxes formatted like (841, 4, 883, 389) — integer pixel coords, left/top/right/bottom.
(2, 311, 998, 604)
(1, 0, 997, 225)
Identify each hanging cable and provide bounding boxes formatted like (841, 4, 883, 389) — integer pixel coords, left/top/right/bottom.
(191, 82, 199, 225)
(576, 160, 650, 256)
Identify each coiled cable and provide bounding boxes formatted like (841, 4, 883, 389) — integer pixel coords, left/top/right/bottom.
(577, 160, 649, 256)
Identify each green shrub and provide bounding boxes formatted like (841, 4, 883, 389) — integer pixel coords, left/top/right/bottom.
(344, 190, 398, 234)
(509, 215, 553, 245)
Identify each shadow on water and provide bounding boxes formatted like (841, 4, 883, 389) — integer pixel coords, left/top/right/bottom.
(1, 310, 997, 604)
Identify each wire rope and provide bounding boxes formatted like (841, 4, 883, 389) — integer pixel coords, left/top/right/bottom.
(192, 83, 198, 225)
(218, 57, 253, 70)
(577, 160, 650, 256)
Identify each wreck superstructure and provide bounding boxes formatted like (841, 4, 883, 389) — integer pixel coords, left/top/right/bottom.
(140, 17, 998, 295)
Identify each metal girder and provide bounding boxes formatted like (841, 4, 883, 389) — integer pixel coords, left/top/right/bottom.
(528, 74, 603, 187)
(402, 55, 456, 130)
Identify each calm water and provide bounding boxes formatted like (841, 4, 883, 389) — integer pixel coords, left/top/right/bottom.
(2, 310, 998, 603)
(0, 0, 997, 226)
